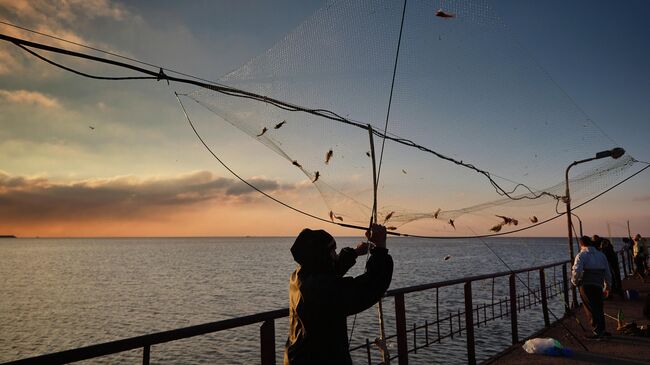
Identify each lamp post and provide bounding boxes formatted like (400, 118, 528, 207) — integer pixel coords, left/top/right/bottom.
(565, 147, 625, 309)
(571, 213, 583, 237)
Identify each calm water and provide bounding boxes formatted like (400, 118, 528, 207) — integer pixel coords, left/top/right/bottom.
(0, 236, 607, 364)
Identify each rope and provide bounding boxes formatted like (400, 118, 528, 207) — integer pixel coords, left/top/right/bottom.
(3, 31, 647, 239)
(366, 2, 408, 360)
(174, 93, 335, 226)
(0, 32, 562, 203)
(376, 0, 408, 185)
(0, 20, 231, 88)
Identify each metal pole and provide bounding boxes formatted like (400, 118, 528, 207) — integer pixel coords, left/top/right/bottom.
(565, 163, 579, 309)
(260, 320, 276, 365)
(464, 282, 476, 365)
(509, 274, 518, 344)
(539, 268, 550, 327)
(395, 293, 408, 365)
(564, 148, 626, 308)
(368, 125, 389, 364)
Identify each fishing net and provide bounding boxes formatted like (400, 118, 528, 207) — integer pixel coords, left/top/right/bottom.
(176, 0, 636, 237)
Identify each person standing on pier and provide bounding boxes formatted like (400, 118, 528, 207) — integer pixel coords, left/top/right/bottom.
(571, 236, 612, 339)
(633, 234, 648, 279)
(284, 224, 393, 365)
(593, 235, 622, 296)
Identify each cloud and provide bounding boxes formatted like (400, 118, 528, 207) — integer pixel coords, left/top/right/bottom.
(0, 170, 298, 223)
(0, 0, 137, 76)
(0, 89, 61, 108)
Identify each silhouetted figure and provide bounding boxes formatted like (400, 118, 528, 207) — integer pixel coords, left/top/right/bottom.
(593, 235, 622, 296)
(284, 224, 393, 365)
(572, 236, 612, 338)
(633, 234, 648, 280)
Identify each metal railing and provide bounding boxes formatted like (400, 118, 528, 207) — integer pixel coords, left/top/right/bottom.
(4, 248, 633, 365)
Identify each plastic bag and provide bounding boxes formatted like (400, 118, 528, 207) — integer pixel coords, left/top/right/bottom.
(522, 338, 573, 357)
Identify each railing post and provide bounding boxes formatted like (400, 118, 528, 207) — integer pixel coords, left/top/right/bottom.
(509, 274, 518, 344)
(395, 293, 408, 365)
(142, 345, 150, 365)
(539, 268, 550, 327)
(260, 319, 275, 365)
(464, 281, 476, 365)
(366, 338, 372, 365)
(562, 264, 570, 315)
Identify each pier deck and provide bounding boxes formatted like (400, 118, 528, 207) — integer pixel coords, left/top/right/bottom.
(484, 276, 650, 365)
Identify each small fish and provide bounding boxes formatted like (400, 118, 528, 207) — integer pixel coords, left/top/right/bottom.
(274, 120, 286, 129)
(444, 255, 451, 261)
(386, 226, 397, 231)
(312, 171, 320, 183)
(433, 208, 441, 219)
(448, 219, 455, 229)
(402, 169, 407, 174)
(366, 151, 371, 157)
(88, 126, 95, 130)
(530, 216, 538, 223)
(256, 127, 268, 137)
(435, 9, 455, 18)
(325, 149, 333, 164)
(384, 211, 395, 223)
(490, 224, 503, 233)
(496, 215, 517, 226)
(292, 160, 302, 168)
(328, 210, 343, 221)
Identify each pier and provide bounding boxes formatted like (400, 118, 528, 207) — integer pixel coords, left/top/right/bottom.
(484, 275, 650, 365)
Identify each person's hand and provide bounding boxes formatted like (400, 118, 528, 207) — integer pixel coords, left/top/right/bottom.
(355, 241, 369, 256)
(366, 224, 387, 249)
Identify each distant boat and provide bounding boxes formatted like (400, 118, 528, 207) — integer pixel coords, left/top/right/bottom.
(0, 235, 16, 238)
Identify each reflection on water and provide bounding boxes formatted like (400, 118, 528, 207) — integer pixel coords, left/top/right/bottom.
(0, 237, 602, 364)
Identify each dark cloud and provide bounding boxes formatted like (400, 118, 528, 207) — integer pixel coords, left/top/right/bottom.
(0, 170, 295, 223)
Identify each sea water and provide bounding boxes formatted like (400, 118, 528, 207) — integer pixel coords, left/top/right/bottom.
(0, 237, 610, 364)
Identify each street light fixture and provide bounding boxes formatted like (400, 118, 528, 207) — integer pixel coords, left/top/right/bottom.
(565, 147, 625, 309)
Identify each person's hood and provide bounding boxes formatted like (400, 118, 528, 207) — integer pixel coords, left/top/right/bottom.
(290, 228, 334, 272)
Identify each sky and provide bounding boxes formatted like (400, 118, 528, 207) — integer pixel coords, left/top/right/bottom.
(0, 0, 648, 238)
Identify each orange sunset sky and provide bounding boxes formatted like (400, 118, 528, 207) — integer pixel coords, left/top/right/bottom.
(1, 0, 649, 238)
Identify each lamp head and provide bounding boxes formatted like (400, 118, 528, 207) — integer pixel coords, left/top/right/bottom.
(595, 147, 625, 160)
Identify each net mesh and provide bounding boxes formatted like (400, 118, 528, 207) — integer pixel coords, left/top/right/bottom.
(177, 0, 636, 237)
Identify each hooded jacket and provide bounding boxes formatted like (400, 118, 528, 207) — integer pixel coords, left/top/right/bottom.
(284, 229, 393, 365)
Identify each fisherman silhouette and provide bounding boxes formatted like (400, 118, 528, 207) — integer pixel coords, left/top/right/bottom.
(284, 224, 393, 365)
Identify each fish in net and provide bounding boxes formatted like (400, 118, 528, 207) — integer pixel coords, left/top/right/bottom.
(174, 0, 637, 237)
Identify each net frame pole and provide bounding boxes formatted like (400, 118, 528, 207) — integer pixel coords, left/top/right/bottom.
(368, 124, 388, 363)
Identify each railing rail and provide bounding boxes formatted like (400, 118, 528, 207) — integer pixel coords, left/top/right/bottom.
(3, 248, 633, 365)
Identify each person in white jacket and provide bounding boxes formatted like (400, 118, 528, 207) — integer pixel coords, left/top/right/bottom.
(571, 236, 612, 338)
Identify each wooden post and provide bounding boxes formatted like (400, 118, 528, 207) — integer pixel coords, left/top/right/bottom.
(539, 268, 550, 327)
(395, 293, 408, 365)
(260, 320, 275, 365)
(509, 274, 518, 344)
(464, 281, 476, 365)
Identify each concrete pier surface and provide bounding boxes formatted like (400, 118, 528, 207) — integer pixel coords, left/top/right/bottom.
(483, 275, 650, 365)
